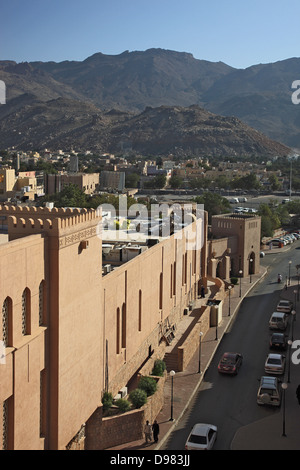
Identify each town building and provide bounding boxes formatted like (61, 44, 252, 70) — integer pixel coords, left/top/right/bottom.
(99, 171, 125, 192)
(0, 203, 260, 450)
(0, 169, 40, 202)
(44, 172, 100, 196)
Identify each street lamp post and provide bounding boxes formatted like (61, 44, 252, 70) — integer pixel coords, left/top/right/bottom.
(228, 285, 232, 316)
(239, 270, 243, 297)
(291, 310, 296, 341)
(198, 331, 203, 374)
(249, 258, 253, 283)
(169, 370, 175, 421)
(282, 383, 288, 437)
(289, 260, 292, 285)
(294, 290, 297, 311)
(287, 339, 292, 383)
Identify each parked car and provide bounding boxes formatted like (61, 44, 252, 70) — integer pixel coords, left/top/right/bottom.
(264, 353, 286, 375)
(269, 312, 289, 331)
(257, 376, 282, 407)
(248, 208, 258, 213)
(276, 299, 293, 313)
(185, 423, 217, 450)
(217, 352, 243, 375)
(269, 332, 287, 350)
(267, 239, 286, 247)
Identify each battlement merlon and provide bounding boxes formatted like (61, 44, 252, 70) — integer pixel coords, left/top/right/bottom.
(0, 204, 101, 219)
(5, 206, 102, 243)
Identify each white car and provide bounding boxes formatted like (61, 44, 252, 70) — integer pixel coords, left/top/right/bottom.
(185, 423, 217, 450)
(269, 312, 289, 330)
(264, 353, 286, 375)
(276, 300, 293, 313)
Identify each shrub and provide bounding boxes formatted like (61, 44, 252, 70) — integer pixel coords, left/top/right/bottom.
(138, 376, 157, 396)
(129, 388, 147, 409)
(230, 277, 238, 285)
(152, 359, 166, 377)
(102, 391, 113, 412)
(115, 398, 131, 413)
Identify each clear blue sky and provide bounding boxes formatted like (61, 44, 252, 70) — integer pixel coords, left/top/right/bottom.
(1, 0, 300, 69)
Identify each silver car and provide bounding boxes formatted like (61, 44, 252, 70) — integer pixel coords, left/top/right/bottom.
(276, 300, 293, 313)
(269, 312, 288, 330)
(257, 376, 281, 407)
(264, 353, 286, 375)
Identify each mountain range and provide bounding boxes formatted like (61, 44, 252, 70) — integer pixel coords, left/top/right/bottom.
(0, 48, 299, 156)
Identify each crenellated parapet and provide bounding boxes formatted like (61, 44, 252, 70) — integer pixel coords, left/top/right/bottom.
(0, 204, 101, 219)
(3, 205, 102, 248)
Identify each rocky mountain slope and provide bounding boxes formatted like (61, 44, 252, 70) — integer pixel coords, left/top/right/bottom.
(0, 48, 298, 152)
(0, 95, 289, 157)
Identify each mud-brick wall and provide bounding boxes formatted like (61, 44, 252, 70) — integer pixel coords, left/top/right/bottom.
(85, 375, 165, 450)
(178, 305, 210, 372)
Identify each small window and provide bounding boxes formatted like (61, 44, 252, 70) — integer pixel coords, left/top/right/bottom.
(22, 288, 31, 336)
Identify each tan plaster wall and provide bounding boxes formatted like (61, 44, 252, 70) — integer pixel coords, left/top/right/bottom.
(0, 234, 46, 450)
(102, 221, 205, 398)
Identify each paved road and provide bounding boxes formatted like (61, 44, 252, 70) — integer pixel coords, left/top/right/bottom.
(161, 245, 300, 450)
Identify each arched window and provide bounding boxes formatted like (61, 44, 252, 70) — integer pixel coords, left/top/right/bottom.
(2, 297, 12, 348)
(138, 290, 142, 332)
(22, 288, 31, 336)
(159, 273, 163, 310)
(121, 303, 126, 349)
(39, 281, 45, 326)
(116, 308, 120, 354)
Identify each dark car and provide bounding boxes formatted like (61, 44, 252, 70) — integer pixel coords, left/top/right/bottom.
(269, 332, 287, 350)
(217, 352, 243, 375)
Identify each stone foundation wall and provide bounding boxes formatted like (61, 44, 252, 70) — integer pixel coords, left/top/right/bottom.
(85, 375, 165, 450)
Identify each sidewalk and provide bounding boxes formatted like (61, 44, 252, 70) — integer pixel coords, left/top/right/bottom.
(107, 263, 282, 451)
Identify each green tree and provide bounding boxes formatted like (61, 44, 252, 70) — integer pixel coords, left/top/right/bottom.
(129, 389, 147, 409)
(231, 173, 261, 190)
(42, 183, 88, 208)
(169, 175, 183, 189)
(101, 392, 113, 412)
(138, 376, 157, 397)
(193, 192, 231, 223)
(268, 174, 281, 191)
(144, 174, 167, 189)
(125, 172, 140, 188)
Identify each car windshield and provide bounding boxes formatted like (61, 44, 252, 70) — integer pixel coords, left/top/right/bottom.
(260, 388, 277, 396)
(189, 434, 206, 444)
(221, 355, 235, 364)
(268, 358, 281, 365)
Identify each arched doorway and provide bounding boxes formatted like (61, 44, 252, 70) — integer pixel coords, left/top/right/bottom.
(248, 252, 255, 275)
